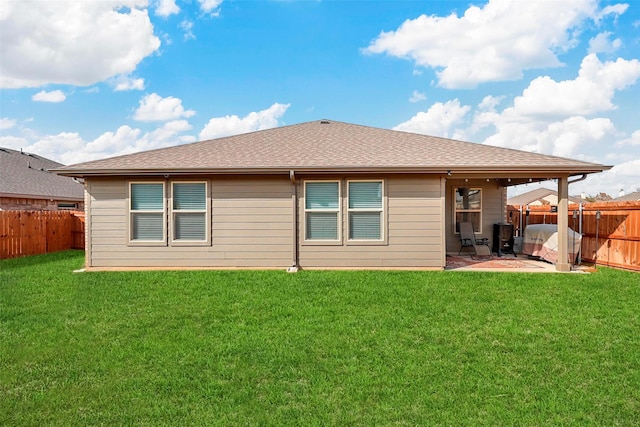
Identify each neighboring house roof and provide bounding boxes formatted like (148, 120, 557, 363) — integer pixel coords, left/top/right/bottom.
(0, 147, 84, 200)
(613, 191, 640, 202)
(55, 120, 611, 179)
(507, 188, 581, 206)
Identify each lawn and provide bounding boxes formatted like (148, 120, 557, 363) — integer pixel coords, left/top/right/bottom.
(1, 251, 639, 426)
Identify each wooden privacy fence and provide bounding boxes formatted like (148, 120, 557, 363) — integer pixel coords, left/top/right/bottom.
(0, 210, 85, 259)
(508, 202, 640, 271)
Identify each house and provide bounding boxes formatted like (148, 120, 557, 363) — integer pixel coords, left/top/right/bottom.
(507, 187, 581, 206)
(54, 120, 610, 272)
(613, 191, 640, 202)
(0, 147, 84, 211)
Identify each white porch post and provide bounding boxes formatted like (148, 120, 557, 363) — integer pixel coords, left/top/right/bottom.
(556, 176, 570, 272)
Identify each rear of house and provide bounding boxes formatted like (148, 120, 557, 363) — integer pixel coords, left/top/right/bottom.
(56, 120, 609, 271)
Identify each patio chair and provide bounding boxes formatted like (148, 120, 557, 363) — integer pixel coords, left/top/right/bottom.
(458, 221, 493, 259)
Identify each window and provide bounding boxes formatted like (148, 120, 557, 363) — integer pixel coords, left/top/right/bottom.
(454, 187, 482, 233)
(129, 181, 210, 246)
(171, 182, 208, 242)
(348, 180, 383, 240)
(57, 202, 78, 210)
(130, 182, 165, 242)
(305, 181, 340, 241)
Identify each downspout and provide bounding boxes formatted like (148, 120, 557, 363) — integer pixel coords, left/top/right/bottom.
(287, 170, 300, 273)
(568, 174, 587, 185)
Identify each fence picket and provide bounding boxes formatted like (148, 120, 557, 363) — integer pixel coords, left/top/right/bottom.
(508, 202, 640, 271)
(0, 210, 85, 259)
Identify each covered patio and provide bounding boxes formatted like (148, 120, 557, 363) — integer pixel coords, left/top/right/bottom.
(447, 171, 609, 272)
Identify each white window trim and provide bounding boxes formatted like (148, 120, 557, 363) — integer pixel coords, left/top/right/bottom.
(128, 181, 167, 246)
(303, 180, 342, 245)
(346, 179, 386, 244)
(453, 186, 482, 234)
(170, 180, 211, 246)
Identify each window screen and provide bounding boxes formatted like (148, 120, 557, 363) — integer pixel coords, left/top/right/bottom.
(348, 181, 382, 240)
(305, 181, 339, 240)
(130, 183, 164, 241)
(172, 182, 207, 241)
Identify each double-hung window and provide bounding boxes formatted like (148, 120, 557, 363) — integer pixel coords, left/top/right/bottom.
(130, 182, 165, 242)
(454, 187, 482, 233)
(171, 182, 208, 243)
(305, 181, 340, 241)
(348, 180, 383, 241)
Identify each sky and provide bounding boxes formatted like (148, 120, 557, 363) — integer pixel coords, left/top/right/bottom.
(1, 0, 639, 198)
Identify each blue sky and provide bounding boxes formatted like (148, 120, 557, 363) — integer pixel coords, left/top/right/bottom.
(1, 0, 639, 197)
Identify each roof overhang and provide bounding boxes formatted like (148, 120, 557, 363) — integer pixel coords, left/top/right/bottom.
(53, 164, 612, 181)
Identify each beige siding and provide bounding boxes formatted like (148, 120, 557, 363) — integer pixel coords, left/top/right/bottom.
(298, 176, 445, 269)
(87, 176, 293, 268)
(87, 174, 453, 270)
(445, 179, 506, 253)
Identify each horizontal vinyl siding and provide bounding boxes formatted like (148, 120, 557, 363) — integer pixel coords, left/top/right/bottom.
(211, 177, 292, 267)
(299, 176, 444, 268)
(87, 176, 293, 268)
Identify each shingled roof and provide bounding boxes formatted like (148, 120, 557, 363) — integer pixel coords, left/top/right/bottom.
(0, 147, 84, 200)
(507, 188, 582, 206)
(613, 191, 640, 202)
(54, 120, 610, 178)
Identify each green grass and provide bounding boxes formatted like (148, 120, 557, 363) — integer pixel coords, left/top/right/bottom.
(1, 251, 639, 426)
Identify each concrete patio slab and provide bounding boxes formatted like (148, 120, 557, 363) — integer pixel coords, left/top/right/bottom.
(446, 254, 588, 273)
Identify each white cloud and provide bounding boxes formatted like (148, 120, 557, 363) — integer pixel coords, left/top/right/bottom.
(464, 54, 638, 163)
(509, 54, 640, 118)
(594, 3, 628, 24)
(616, 130, 640, 146)
(409, 90, 426, 103)
(478, 95, 504, 112)
(156, 0, 179, 17)
(113, 75, 146, 91)
(163, 120, 193, 133)
(0, 117, 17, 130)
(393, 99, 470, 138)
(363, 0, 607, 88)
(480, 112, 617, 159)
(198, 0, 223, 16)
(390, 51, 639, 195)
(539, 116, 615, 158)
(588, 32, 622, 54)
(9, 120, 195, 165)
(28, 132, 87, 163)
(32, 90, 66, 103)
(0, 135, 28, 149)
(573, 158, 640, 198)
(199, 103, 290, 140)
(180, 20, 196, 41)
(133, 93, 196, 122)
(0, 1, 160, 88)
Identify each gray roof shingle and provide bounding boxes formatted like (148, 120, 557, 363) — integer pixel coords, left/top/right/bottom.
(0, 147, 84, 200)
(613, 191, 640, 202)
(54, 120, 610, 176)
(507, 188, 582, 205)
